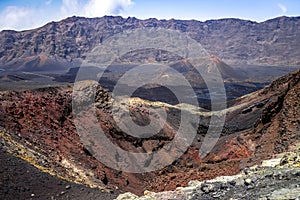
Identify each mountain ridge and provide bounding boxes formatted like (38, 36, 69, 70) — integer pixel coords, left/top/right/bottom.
(1, 15, 300, 67)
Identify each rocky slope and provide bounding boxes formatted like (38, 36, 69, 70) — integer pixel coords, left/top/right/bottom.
(117, 149, 300, 200)
(1, 16, 300, 67)
(0, 148, 118, 200)
(116, 69, 300, 200)
(0, 68, 299, 199)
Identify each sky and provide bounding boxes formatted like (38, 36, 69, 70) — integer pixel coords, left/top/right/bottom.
(0, 0, 299, 31)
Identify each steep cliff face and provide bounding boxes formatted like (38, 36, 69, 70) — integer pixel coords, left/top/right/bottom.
(251, 69, 300, 159)
(215, 69, 300, 168)
(1, 16, 300, 67)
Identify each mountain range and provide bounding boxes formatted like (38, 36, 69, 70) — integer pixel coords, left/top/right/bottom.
(1, 15, 300, 69)
(0, 15, 300, 200)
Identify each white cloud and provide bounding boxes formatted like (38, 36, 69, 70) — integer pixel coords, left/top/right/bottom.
(60, 0, 81, 17)
(278, 3, 287, 13)
(45, 0, 53, 5)
(83, 0, 133, 17)
(60, 0, 133, 18)
(0, 0, 134, 31)
(0, 6, 34, 30)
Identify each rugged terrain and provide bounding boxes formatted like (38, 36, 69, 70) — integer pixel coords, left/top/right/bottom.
(1, 16, 300, 67)
(117, 149, 300, 200)
(1, 15, 299, 108)
(0, 15, 300, 200)
(0, 148, 118, 200)
(0, 67, 299, 199)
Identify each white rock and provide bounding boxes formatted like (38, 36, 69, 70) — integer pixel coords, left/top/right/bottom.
(261, 158, 282, 167)
(244, 178, 252, 186)
(116, 192, 138, 200)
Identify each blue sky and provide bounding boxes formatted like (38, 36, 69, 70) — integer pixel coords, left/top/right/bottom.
(0, 0, 299, 31)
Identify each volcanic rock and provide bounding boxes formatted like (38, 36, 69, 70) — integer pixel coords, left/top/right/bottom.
(1, 16, 300, 67)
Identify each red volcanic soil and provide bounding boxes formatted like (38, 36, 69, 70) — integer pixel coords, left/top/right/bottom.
(0, 69, 299, 196)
